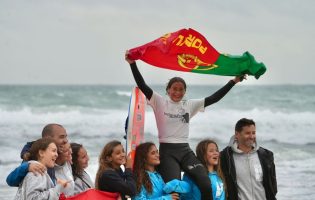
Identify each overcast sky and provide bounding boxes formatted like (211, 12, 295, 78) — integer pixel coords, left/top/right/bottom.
(1, 0, 314, 85)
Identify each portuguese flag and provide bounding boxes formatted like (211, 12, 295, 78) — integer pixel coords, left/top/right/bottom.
(128, 28, 266, 79)
(59, 189, 118, 200)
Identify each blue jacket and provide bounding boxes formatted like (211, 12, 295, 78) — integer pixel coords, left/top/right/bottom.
(6, 161, 56, 187)
(6, 162, 29, 186)
(133, 171, 172, 200)
(182, 172, 225, 200)
(7, 141, 56, 187)
(133, 171, 190, 200)
(7, 141, 33, 186)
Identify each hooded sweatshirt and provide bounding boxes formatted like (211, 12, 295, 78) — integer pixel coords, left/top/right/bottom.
(229, 135, 266, 200)
(54, 161, 75, 197)
(14, 161, 63, 200)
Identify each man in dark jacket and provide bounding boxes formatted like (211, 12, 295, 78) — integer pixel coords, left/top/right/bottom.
(220, 118, 277, 200)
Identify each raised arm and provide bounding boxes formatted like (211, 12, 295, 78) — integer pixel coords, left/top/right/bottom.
(125, 51, 153, 100)
(204, 75, 245, 107)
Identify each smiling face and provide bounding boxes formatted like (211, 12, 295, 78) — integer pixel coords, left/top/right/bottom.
(107, 144, 126, 169)
(145, 145, 160, 171)
(77, 147, 89, 169)
(57, 142, 72, 164)
(63, 143, 72, 162)
(167, 81, 186, 102)
(39, 143, 58, 168)
(50, 125, 68, 148)
(235, 124, 256, 153)
(205, 143, 219, 171)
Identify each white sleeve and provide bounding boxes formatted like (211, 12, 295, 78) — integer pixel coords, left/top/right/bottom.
(147, 91, 164, 110)
(188, 98, 205, 118)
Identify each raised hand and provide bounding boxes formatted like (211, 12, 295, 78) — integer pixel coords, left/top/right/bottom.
(125, 152, 133, 169)
(232, 74, 247, 84)
(125, 50, 135, 64)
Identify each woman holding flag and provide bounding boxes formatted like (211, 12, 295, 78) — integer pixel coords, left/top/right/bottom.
(125, 50, 244, 200)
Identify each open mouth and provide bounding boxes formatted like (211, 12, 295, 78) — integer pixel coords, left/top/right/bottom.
(51, 156, 57, 162)
(212, 156, 218, 161)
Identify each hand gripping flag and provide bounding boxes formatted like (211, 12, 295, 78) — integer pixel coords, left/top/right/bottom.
(128, 28, 266, 79)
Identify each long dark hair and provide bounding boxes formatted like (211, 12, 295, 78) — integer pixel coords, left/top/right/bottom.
(133, 142, 155, 194)
(95, 140, 122, 189)
(71, 143, 84, 179)
(196, 139, 226, 190)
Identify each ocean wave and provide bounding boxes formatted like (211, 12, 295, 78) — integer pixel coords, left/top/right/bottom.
(116, 90, 131, 97)
(1, 107, 315, 145)
(0, 159, 21, 166)
(169, 108, 315, 145)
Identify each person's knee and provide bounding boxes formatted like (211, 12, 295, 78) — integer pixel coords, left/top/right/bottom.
(187, 168, 211, 192)
(159, 170, 181, 183)
(158, 164, 181, 183)
(198, 181, 211, 193)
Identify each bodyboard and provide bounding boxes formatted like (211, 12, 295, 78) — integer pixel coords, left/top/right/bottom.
(126, 87, 146, 161)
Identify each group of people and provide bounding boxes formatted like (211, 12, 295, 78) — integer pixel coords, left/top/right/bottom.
(7, 124, 94, 199)
(6, 52, 277, 200)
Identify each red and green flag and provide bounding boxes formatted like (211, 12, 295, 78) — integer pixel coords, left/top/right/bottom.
(128, 28, 266, 79)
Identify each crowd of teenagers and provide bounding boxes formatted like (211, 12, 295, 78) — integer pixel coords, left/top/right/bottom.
(6, 53, 277, 200)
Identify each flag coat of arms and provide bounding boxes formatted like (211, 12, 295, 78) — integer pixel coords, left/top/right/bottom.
(128, 28, 266, 79)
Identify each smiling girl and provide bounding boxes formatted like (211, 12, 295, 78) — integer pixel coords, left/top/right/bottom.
(71, 143, 94, 195)
(95, 140, 136, 200)
(182, 139, 226, 200)
(133, 142, 179, 200)
(126, 51, 243, 200)
(14, 138, 68, 200)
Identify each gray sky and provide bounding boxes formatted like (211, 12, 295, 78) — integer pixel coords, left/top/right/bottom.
(1, 0, 314, 85)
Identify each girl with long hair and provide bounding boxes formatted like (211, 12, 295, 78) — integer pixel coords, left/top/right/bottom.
(182, 139, 226, 200)
(95, 140, 136, 200)
(133, 142, 179, 200)
(126, 51, 243, 200)
(71, 143, 94, 195)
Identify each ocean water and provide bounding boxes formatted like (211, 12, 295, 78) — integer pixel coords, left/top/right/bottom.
(0, 84, 315, 199)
